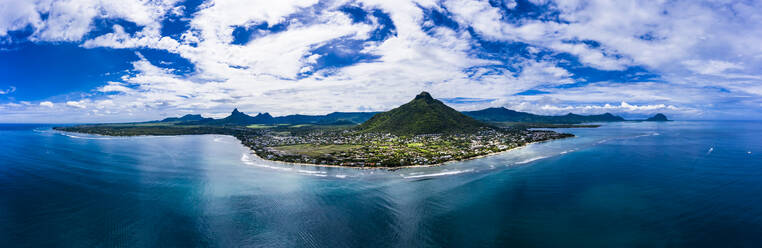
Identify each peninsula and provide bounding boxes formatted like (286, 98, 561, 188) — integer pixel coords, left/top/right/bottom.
(55, 92, 666, 167)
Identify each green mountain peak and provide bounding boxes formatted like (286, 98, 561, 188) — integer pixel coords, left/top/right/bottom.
(415, 91, 434, 100)
(357, 92, 490, 135)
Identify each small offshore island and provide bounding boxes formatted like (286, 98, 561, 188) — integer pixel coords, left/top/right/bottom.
(55, 92, 668, 168)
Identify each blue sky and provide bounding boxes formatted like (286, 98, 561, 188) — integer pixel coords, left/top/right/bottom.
(1, 0, 761, 122)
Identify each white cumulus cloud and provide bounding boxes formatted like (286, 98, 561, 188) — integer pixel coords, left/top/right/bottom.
(39, 101, 54, 108)
(66, 100, 87, 109)
(1, 0, 762, 122)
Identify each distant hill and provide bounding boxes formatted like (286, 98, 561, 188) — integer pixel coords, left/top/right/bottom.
(272, 112, 379, 125)
(217, 109, 274, 125)
(552, 113, 626, 123)
(463, 107, 625, 124)
(461, 107, 541, 122)
(220, 109, 274, 125)
(356, 92, 489, 135)
(160, 114, 209, 122)
(177, 109, 273, 126)
(167, 110, 377, 126)
(645, 113, 669, 121)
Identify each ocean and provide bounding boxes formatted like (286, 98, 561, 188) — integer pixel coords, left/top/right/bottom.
(1, 121, 760, 247)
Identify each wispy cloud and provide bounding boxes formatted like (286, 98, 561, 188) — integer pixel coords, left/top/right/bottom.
(0, 86, 15, 94)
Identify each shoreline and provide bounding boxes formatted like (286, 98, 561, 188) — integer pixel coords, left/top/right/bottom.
(242, 138, 569, 170)
(54, 128, 572, 170)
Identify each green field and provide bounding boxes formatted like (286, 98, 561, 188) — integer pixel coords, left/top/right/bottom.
(289, 124, 314, 128)
(246, 124, 275, 129)
(272, 144, 362, 157)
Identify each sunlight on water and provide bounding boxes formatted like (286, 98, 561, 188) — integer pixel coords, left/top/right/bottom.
(2, 121, 762, 247)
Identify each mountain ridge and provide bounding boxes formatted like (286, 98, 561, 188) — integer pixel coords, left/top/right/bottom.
(157, 100, 667, 126)
(462, 107, 625, 123)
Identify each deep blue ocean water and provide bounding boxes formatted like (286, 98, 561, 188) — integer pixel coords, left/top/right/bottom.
(1, 121, 761, 247)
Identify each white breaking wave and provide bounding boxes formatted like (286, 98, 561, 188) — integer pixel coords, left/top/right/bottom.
(58, 131, 164, 140)
(595, 132, 659, 145)
(33, 128, 55, 134)
(59, 133, 117, 140)
(301, 173, 328, 177)
(297, 169, 328, 177)
(515, 156, 549, 165)
(240, 154, 333, 177)
(401, 169, 474, 179)
(596, 138, 611, 144)
(240, 154, 294, 172)
(632, 132, 661, 139)
(559, 149, 576, 155)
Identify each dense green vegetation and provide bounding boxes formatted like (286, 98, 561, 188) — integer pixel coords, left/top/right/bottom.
(272, 144, 363, 157)
(357, 92, 490, 135)
(53, 124, 239, 136)
(250, 128, 572, 167)
(271, 112, 378, 125)
(54, 121, 573, 167)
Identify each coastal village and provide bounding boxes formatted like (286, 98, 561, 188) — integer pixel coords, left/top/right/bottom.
(231, 92, 574, 167)
(237, 127, 572, 167)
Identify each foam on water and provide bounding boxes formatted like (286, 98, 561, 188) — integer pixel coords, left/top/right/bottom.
(59, 132, 119, 140)
(240, 153, 338, 177)
(401, 169, 474, 179)
(559, 149, 577, 155)
(240, 154, 294, 172)
(515, 156, 549, 165)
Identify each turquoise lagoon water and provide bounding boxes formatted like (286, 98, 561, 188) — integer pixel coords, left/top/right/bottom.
(1, 121, 761, 247)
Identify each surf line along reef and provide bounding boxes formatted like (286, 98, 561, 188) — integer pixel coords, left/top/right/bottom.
(55, 92, 574, 168)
